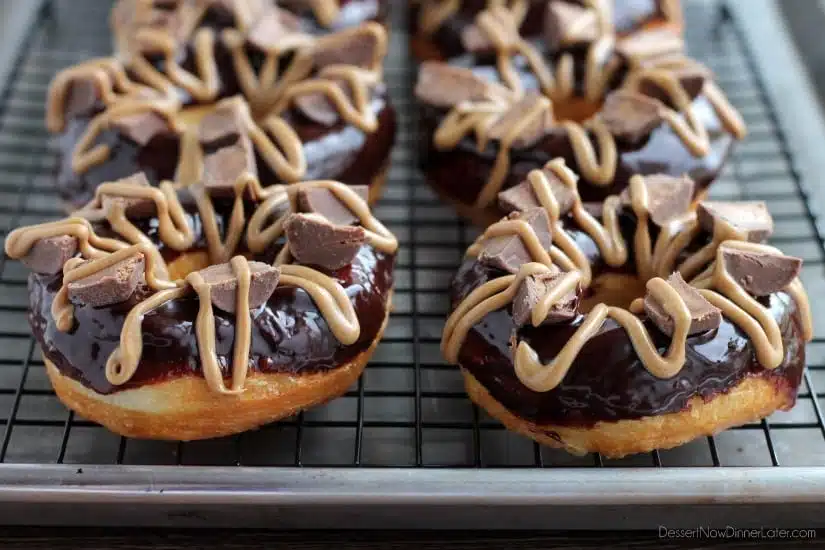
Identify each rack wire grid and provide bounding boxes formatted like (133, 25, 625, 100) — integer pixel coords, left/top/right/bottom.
(1, 0, 825, 473)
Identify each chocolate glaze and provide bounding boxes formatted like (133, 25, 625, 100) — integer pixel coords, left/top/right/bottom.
(449, 214, 805, 427)
(419, 86, 733, 208)
(55, 97, 396, 209)
(410, 0, 670, 60)
(29, 210, 395, 394)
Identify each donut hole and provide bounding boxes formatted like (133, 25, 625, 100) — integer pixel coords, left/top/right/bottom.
(166, 250, 211, 280)
(551, 97, 603, 124)
(579, 272, 648, 313)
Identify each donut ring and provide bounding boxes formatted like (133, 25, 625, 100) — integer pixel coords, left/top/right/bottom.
(414, 4, 745, 226)
(51, 0, 395, 210)
(7, 177, 398, 440)
(410, 0, 684, 62)
(443, 159, 812, 458)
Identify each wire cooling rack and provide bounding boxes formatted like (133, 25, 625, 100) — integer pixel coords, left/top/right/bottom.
(0, 0, 824, 529)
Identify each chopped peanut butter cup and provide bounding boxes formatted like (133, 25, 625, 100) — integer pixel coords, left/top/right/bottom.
(697, 201, 773, 242)
(487, 94, 554, 149)
(479, 208, 553, 273)
(621, 174, 694, 227)
(313, 25, 382, 70)
(112, 110, 169, 146)
(720, 245, 802, 297)
(498, 168, 576, 216)
(284, 213, 367, 270)
(415, 63, 510, 108)
(68, 253, 145, 307)
(545, 2, 599, 49)
(601, 91, 665, 145)
(644, 273, 722, 337)
(617, 29, 685, 67)
(20, 235, 78, 275)
(512, 270, 579, 327)
(639, 60, 711, 104)
(294, 81, 349, 127)
(196, 261, 280, 313)
(100, 172, 157, 218)
(297, 185, 368, 226)
(198, 99, 247, 144)
(64, 78, 100, 119)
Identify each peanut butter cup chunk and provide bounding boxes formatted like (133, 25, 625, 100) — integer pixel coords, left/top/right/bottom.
(601, 90, 665, 145)
(512, 270, 579, 327)
(64, 78, 99, 119)
(196, 261, 280, 313)
(112, 110, 169, 146)
(415, 63, 510, 108)
(720, 245, 802, 297)
(639, 59, 711, 104)
(621, 174, 694, 227)
(498, 167, 575, 216)
(247, 6, 306, 52)
(68, 253, 145, 308)
(487, 94, 554, 148)
(199, 101, 256, 194)
(697, 201, 773, 242)
(297, 185, 368, 226)
(644, 273, 722, 337)
(20, 235, 78, 275)
(545, 2, 599, 49)
(461, 10, 520, 54)
(616, 29, 685, 67)
(313, 25, 382, 70)
(100, 172, 157, 218)
(198, 98, 247, 144)
(284, 213, 367, 270)
(294, 80, 349, 127)
(479, 208, 553, 273)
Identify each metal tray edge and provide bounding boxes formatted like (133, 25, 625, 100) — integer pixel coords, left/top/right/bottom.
(1, 0, 824, 528)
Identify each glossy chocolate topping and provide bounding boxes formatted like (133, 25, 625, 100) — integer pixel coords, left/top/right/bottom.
(30, 216, 395, 394)
(56, 98, 396, 209)
(449, 214, 805, 427)
(419, 92, 733, 207)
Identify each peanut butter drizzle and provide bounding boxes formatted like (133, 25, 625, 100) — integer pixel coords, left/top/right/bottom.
(431, 7, 747, 208)
(52, 243, 180, 333)
(247, 180, 398, 255)
(128, 26, 219, 102)
(442, 159, 813, 392)
(222, 29, 314, 116)
(71, 100, 183, 175)
(46, 58, 164, 133)
(5, 217, 127, 262)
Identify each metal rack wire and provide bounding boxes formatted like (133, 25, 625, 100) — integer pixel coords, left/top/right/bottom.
(0, 0, 824, 474)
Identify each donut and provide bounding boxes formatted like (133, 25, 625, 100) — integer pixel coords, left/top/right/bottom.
(410, 0, 683, 62)
(5, 176, 398, 441)
(414, 4, 745, 226)
(51, 0, 395, 210)
(442, 159, 812, 458)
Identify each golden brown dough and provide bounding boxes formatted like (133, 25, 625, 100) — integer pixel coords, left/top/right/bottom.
(463, 369, 794, 459)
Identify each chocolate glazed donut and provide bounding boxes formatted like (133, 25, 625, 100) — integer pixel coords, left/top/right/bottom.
(442, 159, 813, 458)
(7, 175, 398, 441)
(415, 4, 745, 226)
(410, 0, 683, 62)
(50, 0, 396, 210)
